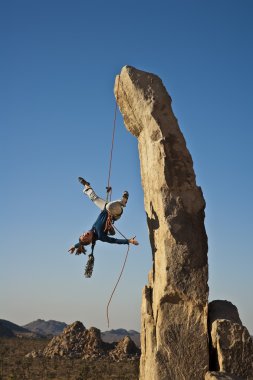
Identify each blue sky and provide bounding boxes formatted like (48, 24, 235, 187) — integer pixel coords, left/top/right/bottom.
(0, 0, 253, 333)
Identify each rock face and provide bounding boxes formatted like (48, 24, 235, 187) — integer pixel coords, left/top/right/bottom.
(208, 300, 253, 379)
(26, 321, 140, 361)
(115, 66, 209, 379)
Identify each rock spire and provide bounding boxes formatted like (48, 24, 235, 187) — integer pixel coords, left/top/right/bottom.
(115, 66, 209, 380)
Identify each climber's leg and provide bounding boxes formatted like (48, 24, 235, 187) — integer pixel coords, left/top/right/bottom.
(78, 177, 106, 210)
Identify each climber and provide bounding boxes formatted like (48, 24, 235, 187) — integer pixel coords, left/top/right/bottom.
(68, 177, 139, 255)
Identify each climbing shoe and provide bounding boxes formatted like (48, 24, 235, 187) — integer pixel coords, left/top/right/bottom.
(78, 177, 90, 187)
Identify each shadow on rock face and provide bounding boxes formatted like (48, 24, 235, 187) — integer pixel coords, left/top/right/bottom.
(146, 202, 159, 261)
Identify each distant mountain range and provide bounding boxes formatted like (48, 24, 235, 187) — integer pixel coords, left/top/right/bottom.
(0, 319, 40, 338)
(101, 328, 140, 347)
(23, 319, 67, 337)
(0, 319, 140, 346)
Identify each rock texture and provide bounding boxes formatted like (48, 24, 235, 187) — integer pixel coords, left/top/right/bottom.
(43, 322, 105, 359)
(26, 321, 140, 361)
(109, 336, 140, 361)
(115, 66, 209, 379)
(208, 301, 253, 379)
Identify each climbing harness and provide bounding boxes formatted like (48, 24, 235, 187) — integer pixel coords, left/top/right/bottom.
(104, 213, 114, 233)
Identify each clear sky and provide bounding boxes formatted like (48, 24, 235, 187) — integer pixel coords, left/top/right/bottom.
(1, 0, 253, 333)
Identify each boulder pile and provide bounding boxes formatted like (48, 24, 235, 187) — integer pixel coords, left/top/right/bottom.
(26, 321, 140, 361)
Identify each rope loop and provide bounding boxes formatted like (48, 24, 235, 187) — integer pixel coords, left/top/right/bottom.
(106, 244, 130, 328)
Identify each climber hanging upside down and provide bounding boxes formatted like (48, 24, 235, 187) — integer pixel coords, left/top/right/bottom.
(68, 177, 139, 256)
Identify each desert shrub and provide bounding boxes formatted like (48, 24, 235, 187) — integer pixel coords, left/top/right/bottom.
(0, 339, 139, 380)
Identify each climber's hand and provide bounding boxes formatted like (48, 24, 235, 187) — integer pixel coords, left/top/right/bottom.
(68, 246, 75, 254)
(129, 237, 139, 246)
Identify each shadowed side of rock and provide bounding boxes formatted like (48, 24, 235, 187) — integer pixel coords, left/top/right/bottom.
(115, 66, 209, 380)
(208, 300, 253, 379)
(205, 371, 244, 380)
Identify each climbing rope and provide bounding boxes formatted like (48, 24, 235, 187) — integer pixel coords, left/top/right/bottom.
(104, 74, 132, 328)
(106, 75, 121, 202)
(106, 227, 130, 328)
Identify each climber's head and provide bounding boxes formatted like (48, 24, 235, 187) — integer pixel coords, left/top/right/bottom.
(79, 230, 94, 245)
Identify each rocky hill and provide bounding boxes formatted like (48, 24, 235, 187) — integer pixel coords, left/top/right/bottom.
(0, 319, 39, 338)
(101, 328, 140, 347)
(0, 323, 15, 337)
(23, 319, 67, 337)
(26, 321, 140, 361)
(1, 318, 140, 345)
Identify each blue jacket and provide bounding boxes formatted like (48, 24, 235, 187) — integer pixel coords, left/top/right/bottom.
(75, 209, 129, 248)
(91, 209, 128, 244)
